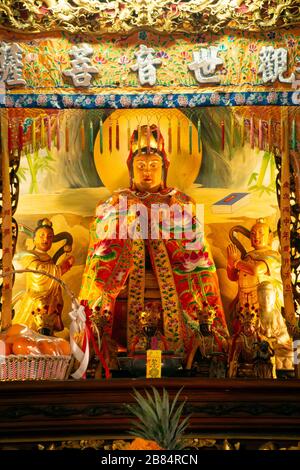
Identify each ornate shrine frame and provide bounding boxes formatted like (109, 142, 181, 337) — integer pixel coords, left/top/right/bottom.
(0, 3, 300, 451)
(0, 0, 299, 345)
(0, 0, 300, 35)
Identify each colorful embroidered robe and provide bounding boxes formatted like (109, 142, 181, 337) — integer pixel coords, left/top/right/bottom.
(80, 187, 228, 356)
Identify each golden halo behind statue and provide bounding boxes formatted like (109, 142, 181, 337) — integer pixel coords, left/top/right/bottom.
(94, 108, 202, 192)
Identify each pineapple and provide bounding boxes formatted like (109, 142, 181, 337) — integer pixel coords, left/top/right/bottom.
(126, 387, 190, 450)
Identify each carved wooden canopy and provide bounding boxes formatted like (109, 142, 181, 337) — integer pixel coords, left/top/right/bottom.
(0, 0, 299, 35)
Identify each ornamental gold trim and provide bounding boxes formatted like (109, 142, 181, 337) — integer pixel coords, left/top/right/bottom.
(0, 0, 300, 35)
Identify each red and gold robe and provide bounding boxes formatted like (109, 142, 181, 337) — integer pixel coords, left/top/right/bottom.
(80, 187, 228, 357)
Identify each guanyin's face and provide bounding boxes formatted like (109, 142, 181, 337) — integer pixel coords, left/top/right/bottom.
(133, 153, 163, 193)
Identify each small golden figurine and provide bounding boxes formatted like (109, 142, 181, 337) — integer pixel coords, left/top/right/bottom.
(228, 305, 276, 379)
(185, 301, 229, 377)
(138, 302, 163, 351)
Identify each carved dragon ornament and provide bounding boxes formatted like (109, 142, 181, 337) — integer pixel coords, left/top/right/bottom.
(0, 0, 299, 35)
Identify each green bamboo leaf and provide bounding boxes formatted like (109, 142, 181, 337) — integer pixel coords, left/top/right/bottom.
(17, 167, 28, 181)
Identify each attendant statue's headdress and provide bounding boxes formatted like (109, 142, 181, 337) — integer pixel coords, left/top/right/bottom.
(257, 281, 275, 293)
(194, 300, 218, 325)
(127, 124, 170, 188)
(237, 304, 260, 324)
(34, 218, 54, 236)
(30, 218, 73, 264)
(251, 218, 271, 233)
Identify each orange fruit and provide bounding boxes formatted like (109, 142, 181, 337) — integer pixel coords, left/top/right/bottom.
(126, 438, 163, 450)
(6, 324, 29, 337)
(12, 336, 41, 355)
(38, 339, 59, 356)
(5, 334, 21, 344)
(55, 338, 71, 356)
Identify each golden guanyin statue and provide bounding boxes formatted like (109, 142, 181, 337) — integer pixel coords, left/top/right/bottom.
(80, 124, 228, 366)
(13, 219, 75, 335)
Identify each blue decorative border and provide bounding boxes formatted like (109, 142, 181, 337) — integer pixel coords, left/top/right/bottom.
(1, 91, 300, 108)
